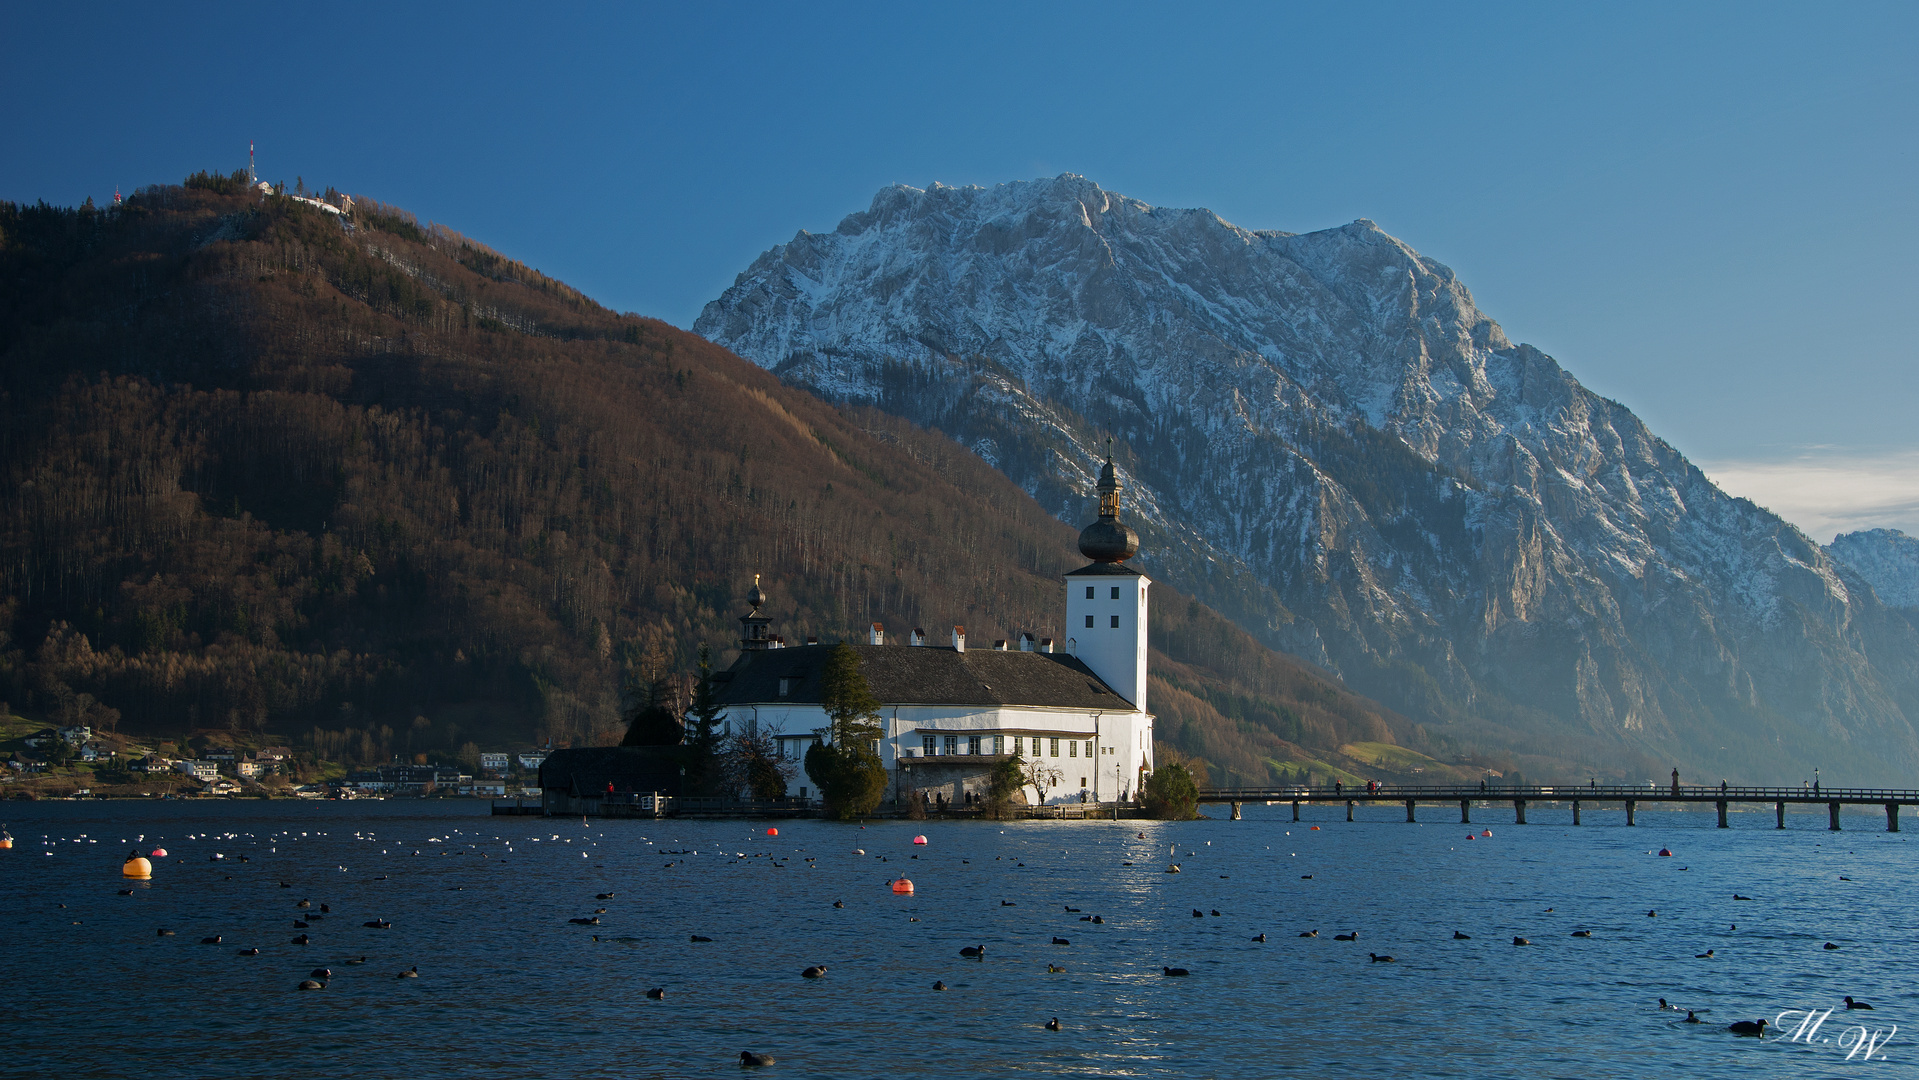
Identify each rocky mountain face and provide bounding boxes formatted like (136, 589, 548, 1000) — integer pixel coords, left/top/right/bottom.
(696, 175, 1919, 783)
(1829, 530, 1919, 610)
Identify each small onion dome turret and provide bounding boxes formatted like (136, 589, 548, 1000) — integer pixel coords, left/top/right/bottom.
(1077, 449, 1139, 563)
(747, 573, 765, 612)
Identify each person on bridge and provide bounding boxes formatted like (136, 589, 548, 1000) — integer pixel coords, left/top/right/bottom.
(1334, 781, 1343, 795)
(1672, 768, 1681, 796)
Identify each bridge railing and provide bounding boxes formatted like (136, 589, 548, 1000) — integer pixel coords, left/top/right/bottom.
(1196, 784, 1919, 801)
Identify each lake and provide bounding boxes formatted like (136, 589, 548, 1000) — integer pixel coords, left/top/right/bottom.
(1, 800, 1908, 1078)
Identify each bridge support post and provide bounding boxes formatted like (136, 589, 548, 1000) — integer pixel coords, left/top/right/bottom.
(1460, 799, 1471, 824)
(1405, 799, 1416, 823)
(1829, 802, 1842, 831)
(1888, 803, 1899, 833)
(1230, 801, 1242, 821)
(1513, 799, 1527, 824)
(1292, 801, 1299, 822)
(1776, 801, 1786, 829)
(1625, 799, 1636, 826)
(1572, 800, 1581, 825)
(1717, 800, 1729, 828)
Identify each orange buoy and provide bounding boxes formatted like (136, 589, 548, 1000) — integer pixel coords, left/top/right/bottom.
(123, 854, 153, 879)
(891, 878, 914, 894)
(912, 835, 928, 845)
(766, 828, 779, 836)
(0, 826, 12, 850)
(1309, 826, 1320, 830)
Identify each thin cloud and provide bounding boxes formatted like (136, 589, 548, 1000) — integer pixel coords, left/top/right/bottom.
(1699, 451, 1919, 544)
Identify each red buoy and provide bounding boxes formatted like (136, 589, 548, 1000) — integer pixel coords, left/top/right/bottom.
(766, 828, 779, 836)
(912, 835, 928, 845)
(891, 878, 914, 894)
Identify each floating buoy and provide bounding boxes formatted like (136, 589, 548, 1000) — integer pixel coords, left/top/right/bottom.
(766, 828, 779, 836)
(1466, 834, 1475, 840)
(853, 848, 865, 855)
(123, 854, 152, 879)
(0, 826, 12, 850)
(151, 848, 167, 858)
(912, 835, 928, 845)
(1310, 826, 1320, 830)
(1480, 830, 1492, 837)
(1659, 848, 1673, 857)
(891, 878, 914, 894)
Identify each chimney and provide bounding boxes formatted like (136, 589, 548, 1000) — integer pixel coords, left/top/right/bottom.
(952, 626, 966, 653)
(1019, 632, 1035, 652)
(993, 639, 1008, 651)
(869, 623, 885, 646)
(805, 634, 819, 645)
(910, 627, 927, 646)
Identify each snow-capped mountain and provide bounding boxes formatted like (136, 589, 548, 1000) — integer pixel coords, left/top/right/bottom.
(1829, 529, 1919, 610)
(696, 175, 1919, 782)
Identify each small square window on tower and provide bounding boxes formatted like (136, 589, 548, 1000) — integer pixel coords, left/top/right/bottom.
(1085, 586, 1095, 599)
(1085, 615, 1095, 628)
(1110, 615, 1120, 628)
(1110, 586, 1120, 599)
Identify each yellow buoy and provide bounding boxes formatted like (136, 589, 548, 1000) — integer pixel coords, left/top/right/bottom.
(123, 854, 153, 879)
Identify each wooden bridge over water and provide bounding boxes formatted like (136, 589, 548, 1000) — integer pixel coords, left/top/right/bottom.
(1196, 784, 1919, 831)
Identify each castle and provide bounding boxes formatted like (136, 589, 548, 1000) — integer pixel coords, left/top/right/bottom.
(709, 453, 1155, 806)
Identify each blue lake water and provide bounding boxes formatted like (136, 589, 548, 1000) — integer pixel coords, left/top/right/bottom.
(1, 800, 1910, 1078)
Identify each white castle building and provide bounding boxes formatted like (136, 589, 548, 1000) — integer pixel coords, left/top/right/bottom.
(710, 454, 1155, 806)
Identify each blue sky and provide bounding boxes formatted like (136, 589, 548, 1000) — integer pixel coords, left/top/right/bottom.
(6, 3, 1915, 537)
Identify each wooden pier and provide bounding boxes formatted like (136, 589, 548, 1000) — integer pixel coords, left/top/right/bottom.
(1197, 784, 1919, 831)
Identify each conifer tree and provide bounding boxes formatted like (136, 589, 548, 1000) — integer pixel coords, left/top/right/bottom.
(805, 643, 888, 819)
(681, 644, 726, 795)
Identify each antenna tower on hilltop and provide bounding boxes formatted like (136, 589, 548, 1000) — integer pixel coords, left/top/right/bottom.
(249, 141, 257, 183)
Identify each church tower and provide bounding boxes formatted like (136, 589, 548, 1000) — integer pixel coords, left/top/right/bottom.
(1064, 447, 1149, 710)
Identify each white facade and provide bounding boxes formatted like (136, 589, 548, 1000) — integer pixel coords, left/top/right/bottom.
(1064, 572, 1150, 711)
(742, 696, 1153, 806)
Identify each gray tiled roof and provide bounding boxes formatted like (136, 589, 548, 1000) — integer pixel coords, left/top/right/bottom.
(713, 644, 1131, 710)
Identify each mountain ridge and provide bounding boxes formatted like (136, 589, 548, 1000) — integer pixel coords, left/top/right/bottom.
(697, 174, 1919, 784)
(0, 174, 1443, 788)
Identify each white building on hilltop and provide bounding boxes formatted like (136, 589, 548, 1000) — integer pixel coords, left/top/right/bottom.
(712, 454, 1154, 806)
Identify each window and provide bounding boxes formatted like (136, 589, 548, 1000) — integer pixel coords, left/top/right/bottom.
(1085, 615, 1095, 628)
(923, 736, 937, 756)
(1086, 586, 1095, 599)
(1069, 740, 1078, 757)
(992, 735, 1003, 755)
(1111, 586, 1120, 599)
(1085, 741, 1095, 758)
(968, 735, 981, 755)
(1049, 738, 1059, 758)
(777, 677, 792, 697)
(1110, 615, 1120, 628)
(944, 735, 959, 756)
(1080, 777, 1087, 788)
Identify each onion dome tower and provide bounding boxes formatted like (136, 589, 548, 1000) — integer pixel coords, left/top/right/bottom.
(739, 574, 774, 651)
(1078, 448, 1140, 563)
(1063, 441, 1150, 710)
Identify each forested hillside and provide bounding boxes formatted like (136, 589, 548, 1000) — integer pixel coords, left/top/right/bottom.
(0, 174, 1492, 785)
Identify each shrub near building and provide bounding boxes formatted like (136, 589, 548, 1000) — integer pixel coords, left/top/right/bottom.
(1144, 762, 1199, 820)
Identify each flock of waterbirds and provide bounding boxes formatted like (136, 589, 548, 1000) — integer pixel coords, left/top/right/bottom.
(33, 819, 1887, 1067)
